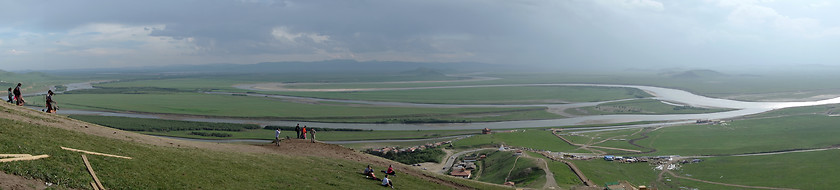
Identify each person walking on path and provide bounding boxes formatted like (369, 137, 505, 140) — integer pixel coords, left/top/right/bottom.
(301, 125, 307, 139)
(6, 88, 12, 103)
(13, 83, 23, 106)
(274, 128, 282, 146)
(310, 128, 316, 143)
(45, 90, 56, 113)
(295, 124, 301, 139)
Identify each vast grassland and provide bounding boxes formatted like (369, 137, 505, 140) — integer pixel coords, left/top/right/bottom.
(678, 149, 840, 189)
(570, 159, 658, 187)
(638, 114, 840, 156)
(567, 99, 734, 115)
(45, 93, 552, 122)
(453, 129, 578, 152)
(264, 86, 651, 104)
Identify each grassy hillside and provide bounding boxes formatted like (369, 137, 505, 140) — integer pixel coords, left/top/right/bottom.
(475, 151, 545, 188)
(0, 103, 509, 189)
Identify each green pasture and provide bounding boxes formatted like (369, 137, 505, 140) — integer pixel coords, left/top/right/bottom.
(453, 129, 579, 153)
(340, 137, 463, 151)
(638, 114, 840, 156)
(144, 129, 479, 141)
(570, 159, 658, 187)
(563, 128, 651, 152)
(567, 99, 734, 115)
(0, 113, 506, 189)
(0, 71, 82, 95)
(475, 151, 545, 188)
(526, 152, 583, 188)
(268, 86, 650, 104)
(741, 103, 840, 119)
(486, 73, 840, 101)
(93, 73, 463, 91)
(41, 93, 551, 122)
(678, 149, 840, 189)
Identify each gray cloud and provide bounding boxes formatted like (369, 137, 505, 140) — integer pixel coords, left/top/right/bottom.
(2, 0, 840, 71)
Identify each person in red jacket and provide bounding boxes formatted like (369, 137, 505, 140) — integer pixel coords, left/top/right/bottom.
(301, 125, 307, 139)
(383, 165, 396, 176)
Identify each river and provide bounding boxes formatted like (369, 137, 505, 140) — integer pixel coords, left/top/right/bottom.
(50, 81, 840, 131)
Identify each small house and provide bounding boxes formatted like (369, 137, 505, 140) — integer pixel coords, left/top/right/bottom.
(450, 168, 472, 178)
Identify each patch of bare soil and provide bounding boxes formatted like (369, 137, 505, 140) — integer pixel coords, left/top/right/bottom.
(0, 171, 48, 190)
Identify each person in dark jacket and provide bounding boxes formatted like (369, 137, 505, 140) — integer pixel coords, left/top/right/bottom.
(295, 124, 301, 139)
(13, 83, 23, 106)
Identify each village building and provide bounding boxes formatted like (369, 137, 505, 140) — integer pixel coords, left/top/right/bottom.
(450, 168, 472, 178)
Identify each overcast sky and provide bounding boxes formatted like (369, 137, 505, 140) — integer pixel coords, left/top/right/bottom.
(2, 0, 840, 71)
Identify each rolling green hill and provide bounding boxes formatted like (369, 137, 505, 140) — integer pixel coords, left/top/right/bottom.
(0, 102, 509, 189)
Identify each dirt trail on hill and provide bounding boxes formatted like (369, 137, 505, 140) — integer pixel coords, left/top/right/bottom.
(0, 103, 498, 189)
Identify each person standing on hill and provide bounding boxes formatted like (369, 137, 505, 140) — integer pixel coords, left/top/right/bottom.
(310, 128, 316, 143)
(45, 90, 56, 113)
(13, 83, 23, 106)
(6, 88, 12, 103)
(295, 124, 301, 139)
(302, 125, 307, 139)
(274, 128, 283, 146)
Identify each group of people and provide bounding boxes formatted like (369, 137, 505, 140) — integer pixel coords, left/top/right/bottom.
(274, 124, 318, 145)
(6, 83, 23, 106)
(363, 165, 397, 188)
(6, 83, 57, 113)
(294, 124, 316, 143)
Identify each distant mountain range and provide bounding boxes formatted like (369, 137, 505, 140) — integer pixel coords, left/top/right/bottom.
(45, 60, 519, 75)
(659, 69, 729, 78)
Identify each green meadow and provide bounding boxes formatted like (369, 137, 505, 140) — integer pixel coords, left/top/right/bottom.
(678, 149, 840, 189)
(475, 151, 545, 189)
(0, 111, 506, 189)
(42, 93, 552, 122)
(638, 114, 840, 156)
(265, 86, 651, 105)
(567, 99, 734, 115)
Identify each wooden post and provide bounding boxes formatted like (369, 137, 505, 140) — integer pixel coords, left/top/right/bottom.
(61, 147, 132, 159)
(82, 155, 106, 190)
(0, 155, 49, 163)
(91, 182, 100, 190)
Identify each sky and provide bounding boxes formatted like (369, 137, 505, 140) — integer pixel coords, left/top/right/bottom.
(2, 0, 840, 71)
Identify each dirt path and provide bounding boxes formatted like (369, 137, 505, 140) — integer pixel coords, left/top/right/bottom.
(505, 156, 521, 183)
(520, 152, 559, 189)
